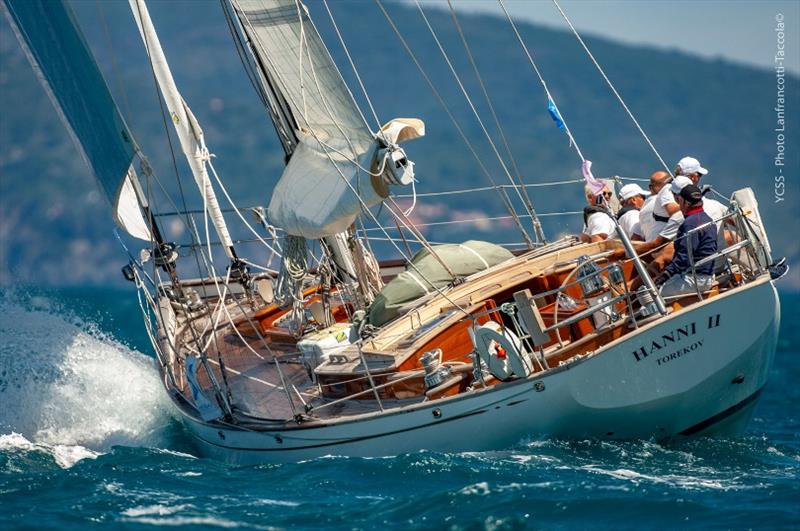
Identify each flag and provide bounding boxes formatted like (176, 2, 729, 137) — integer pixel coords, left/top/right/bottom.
(582, 160, 606, 196)
(547, 97, 565, 129)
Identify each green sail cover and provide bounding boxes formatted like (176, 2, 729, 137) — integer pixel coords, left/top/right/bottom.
(4, 0, 136, 206)
(367, 241, 514, 327)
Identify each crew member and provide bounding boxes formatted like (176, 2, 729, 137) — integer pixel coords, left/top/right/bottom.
(617, 183, 650, 241)
(670, 175, 728, 246)
(656, 184, 718, 298)
(580, 182, 617, 242)
(617, 171, 679, 280)
(675, 156, 731, 245)
(639, 171, 672, 241)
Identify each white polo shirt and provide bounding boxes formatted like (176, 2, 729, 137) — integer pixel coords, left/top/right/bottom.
(652, 185, 682, 240)
(583, 211, 618, 240)
(638, 196, 658, 241)
(703, 197, 729, 249)
(618, 208, 643, 239)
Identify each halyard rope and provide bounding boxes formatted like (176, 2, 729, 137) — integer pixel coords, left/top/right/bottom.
(550, 0, 673, 176)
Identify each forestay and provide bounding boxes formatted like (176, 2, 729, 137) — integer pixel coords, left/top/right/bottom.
(130, 0, 235, 258)
(231, 0, 412, 239)
(2, 0, 151, 241)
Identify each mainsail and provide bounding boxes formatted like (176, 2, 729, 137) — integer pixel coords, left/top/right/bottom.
(2, 0, 151, 241)
(230, 0, 413, 239)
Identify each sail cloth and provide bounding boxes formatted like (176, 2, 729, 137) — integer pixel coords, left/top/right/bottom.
(232, 0, 413, 239)
(367, 241, 514, 327)
(129, 0, 234, 258)
(2, 0, 151, 241)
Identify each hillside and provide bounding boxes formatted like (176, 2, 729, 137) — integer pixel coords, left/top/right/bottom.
(1, 1, 798, 288)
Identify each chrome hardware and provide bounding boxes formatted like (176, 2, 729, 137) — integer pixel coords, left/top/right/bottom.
(636, 286, 659, 317)
(419, 349, 450, 390)
(576, 256, 605, 296)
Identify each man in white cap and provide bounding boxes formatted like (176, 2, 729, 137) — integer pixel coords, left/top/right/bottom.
(675, 156, 708, 184)
(670, 174, 731, 250)
(616, 183, 650, 240)
(617, 170, 682, 273)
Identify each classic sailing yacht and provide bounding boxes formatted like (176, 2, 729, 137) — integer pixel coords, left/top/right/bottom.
(4, 0, 786, 463)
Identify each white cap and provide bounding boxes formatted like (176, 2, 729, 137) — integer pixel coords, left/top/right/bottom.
(676, 156, 708, 176)
(670, 175, 693, 194)
(619, 183, 651, 201)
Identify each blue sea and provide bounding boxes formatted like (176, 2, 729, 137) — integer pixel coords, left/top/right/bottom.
(1, 287, 798, 530)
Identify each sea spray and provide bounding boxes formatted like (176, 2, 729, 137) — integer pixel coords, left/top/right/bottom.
(0, 292, 173, 463)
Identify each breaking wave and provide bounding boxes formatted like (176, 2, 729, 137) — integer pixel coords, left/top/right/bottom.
(0, 293, 174, 467)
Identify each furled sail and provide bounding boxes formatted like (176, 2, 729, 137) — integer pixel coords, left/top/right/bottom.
(129, 0, 235, 259)
(2, 0, 151, 241)
(230, 0, 417, 239)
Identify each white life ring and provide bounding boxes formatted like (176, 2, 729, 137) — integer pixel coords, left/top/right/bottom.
(470, 321, 531, 380)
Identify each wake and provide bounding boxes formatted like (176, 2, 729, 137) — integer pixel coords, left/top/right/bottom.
(0, 293, 173, 466)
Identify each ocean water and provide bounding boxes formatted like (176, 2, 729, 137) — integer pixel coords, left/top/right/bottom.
(0, 286, 798, 530)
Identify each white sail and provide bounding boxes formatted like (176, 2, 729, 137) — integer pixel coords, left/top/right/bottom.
(3, 0, 152, 241)
(129, 0, 235, 258)
(231, 0, 372, 154)
(231, 0, 402, 239)
(117, 169, 153, 241)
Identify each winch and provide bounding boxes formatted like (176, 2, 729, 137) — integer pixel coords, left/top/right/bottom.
(636, 286, 659, 318)
(419, 349, 451, 390)
(576, 256, 605, 297)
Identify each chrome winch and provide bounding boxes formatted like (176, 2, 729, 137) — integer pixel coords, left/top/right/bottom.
(419, 349, 451, 390)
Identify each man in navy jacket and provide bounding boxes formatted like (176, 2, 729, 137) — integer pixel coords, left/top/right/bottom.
(657, 184, 718, 298)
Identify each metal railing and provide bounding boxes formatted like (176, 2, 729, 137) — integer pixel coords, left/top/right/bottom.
(132, 200, 772, 427)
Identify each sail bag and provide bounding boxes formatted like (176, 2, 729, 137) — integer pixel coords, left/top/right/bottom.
(232, 0, 399, 238)
(367, 241, 514, 327)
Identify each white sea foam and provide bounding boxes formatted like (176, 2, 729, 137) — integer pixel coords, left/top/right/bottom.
(122, 504, 193, 517)
(0, 432, 100, 468)
(119, 516, 244, 528)
(459, 481, 491, 496)
(0, 295, 172, 466)
(580, 465, 743, 491)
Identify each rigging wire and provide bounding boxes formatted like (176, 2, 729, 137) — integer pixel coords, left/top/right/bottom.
(443, 0, 546, 244)
(550, 0, 673, 176)
(496, 0, 585, 163)
(360, 210, 582, 231)
(321, 0, 383, 132)
(373, 0, 535, 249)
(413, 0, 538, 246)
(235, 0, 465, 300)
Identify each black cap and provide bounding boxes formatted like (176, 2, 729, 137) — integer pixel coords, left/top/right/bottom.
(679, 184, 703, 204)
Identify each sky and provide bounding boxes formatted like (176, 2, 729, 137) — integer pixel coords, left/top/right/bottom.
(425, 0, 799, 75)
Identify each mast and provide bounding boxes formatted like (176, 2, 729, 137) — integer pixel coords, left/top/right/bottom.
(129, 0, 237, 262)
(225, 0, 377, 304)
(221, 0, 298, 161)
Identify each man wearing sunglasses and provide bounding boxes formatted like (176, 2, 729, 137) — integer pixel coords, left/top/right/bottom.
(639, 171, 670, 242)
(580, 181, 617, 243)
(615, 170, 682, 290)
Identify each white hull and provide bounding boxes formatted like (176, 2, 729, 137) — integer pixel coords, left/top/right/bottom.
(175, 278, 780, 464)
